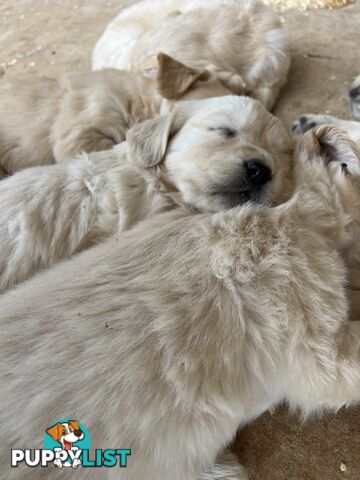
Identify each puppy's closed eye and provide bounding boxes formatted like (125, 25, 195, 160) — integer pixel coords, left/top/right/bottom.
(208, 127, 236, 139)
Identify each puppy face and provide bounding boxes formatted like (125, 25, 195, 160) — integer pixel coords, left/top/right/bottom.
(127, 96, 294, 212)
(166, 96, 293, 211)
(349, 75, 360, 119)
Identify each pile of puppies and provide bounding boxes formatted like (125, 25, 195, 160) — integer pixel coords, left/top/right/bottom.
(0, 0, 360, 479)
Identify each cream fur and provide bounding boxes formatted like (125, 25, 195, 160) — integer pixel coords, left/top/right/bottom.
(292, 123, 360, 320)
(0, 58, 278, 177)
(0, 69, 160, 174)
(0, 96, 293, 292)
(92, 0, 290, 109)
(311, 126, 360, 322)
(0, 126, 360, 480)
(1, 1, 289, 175)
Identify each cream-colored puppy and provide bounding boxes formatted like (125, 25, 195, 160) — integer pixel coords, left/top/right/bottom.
(92, 0, 290, 110)
(1, 1, 289, 175)
(292, 106, 360, 319)
(0, 96, 293, 292)
(315, 127, 360, 321)
(0, 56, 262, 176)
(1, 126, 360, 480)
(0, 69, 159, 174)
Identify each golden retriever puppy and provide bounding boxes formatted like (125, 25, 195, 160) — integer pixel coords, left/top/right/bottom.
(0, 69, 159, 174)
(0, 55, 261, 176)
(92, 0, 290, 110)
(1, 126, 360, 480)
(0, 96, 293, 292)
(313, 126, 360, 321)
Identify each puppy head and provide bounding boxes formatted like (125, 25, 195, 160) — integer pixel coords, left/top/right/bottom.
(127, 96, 294, 212)
(296, 125, 360, 253)
(349, 75, 360, 119)
(156, 53, 246, 109)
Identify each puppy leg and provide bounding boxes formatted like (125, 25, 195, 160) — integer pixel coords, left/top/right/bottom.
(200, 452, 247, 480)
(52, 124, 121, 162)
(250, 81, 283, 111)
(292, 114, 360, 146)
(286, 321, 360, 411)
(0, 155, 114, 291)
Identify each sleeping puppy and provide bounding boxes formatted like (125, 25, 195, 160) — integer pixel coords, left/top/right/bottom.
(1, 126, 360, 480)
(0, 59, 243, 176)
(292, 75, 360, 147)
(92, 0, 290, 110)
(2, 2, 289, 176)
(0, 69, 159, 174)
(0, 96, 293, 292)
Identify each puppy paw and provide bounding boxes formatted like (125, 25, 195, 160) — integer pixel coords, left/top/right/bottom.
(292, 114, 332, 135)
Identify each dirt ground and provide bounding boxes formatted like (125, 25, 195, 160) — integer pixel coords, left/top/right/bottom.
(1, 1, 359, 479)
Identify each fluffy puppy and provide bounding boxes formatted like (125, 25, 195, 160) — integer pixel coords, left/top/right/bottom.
(0, 126, 359, 480)
(292, 75, 360, 147)
(292, 124, 360, 322)
(313, 126, 360, 321)
(0, 54, 270, 176)
(92, 0, 290, 110)
(0, 96, 293, 292)
(0, 69, 160, 174)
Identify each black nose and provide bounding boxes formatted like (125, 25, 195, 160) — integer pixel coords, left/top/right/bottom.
(245, 160, 272, 186)
(349, 86, 360, 99)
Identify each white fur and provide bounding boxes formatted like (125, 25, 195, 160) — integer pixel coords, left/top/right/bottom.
(0, 96, 293, 292)
(92, 0, 290, 109)
(0, 127, 360, 480)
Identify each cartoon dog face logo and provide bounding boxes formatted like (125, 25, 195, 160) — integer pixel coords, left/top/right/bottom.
(46, 421, 84, 468)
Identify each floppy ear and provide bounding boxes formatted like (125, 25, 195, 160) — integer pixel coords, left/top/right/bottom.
(46, 423, 61, 441)
(216, 70, 247, 95)
(298, 125, 360, 172)
(126, 113, 175, 168)
(156, 52, 210, 100)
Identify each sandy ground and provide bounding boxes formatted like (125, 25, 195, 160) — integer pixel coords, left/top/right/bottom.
(1, 1, 359, 479)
